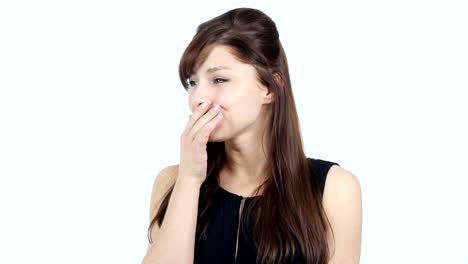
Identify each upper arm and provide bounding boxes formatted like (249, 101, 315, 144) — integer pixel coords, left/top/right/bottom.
(146, 165, 179, 246)
(149, 165, 179, 222)
(323, 165, 362, 264)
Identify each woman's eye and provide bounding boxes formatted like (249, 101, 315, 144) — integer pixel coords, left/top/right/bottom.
(214, 78, 228, 84)
(186, 78, 227, 89)
(188, 80, 198, 87)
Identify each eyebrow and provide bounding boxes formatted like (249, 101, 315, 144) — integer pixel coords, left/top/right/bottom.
(206, 66, 231, 74)
(190, 66, 231, 78)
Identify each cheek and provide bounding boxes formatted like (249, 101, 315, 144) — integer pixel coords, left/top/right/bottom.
(218, 87, 262, 122)
(225, 99, 262, 126)
(187, 94, 196, 111)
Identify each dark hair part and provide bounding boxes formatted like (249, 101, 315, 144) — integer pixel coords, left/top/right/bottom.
(148, 7, 334, 264)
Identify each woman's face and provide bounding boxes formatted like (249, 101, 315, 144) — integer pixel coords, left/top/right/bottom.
(187, 45, 273, 142)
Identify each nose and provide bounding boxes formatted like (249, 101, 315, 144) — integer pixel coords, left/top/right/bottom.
(188, 81, 216, 112)
(189, 98, 212, 113)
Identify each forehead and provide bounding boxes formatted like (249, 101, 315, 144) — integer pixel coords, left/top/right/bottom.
(192, 45, 245, 76)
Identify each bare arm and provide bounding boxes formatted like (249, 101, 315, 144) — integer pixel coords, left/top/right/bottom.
(142, 101, 223, 263)
(142, 165, 202, 264)
(323, 165, 363, 264)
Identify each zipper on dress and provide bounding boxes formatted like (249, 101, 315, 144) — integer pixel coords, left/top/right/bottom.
(234, 196, 246, 262)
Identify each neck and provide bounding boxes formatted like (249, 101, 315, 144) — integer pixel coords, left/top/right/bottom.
(220, 114, 271, 190)
(222, 146, 268, 185)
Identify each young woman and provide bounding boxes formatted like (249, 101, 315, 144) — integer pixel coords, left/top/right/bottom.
(142, 7, 362, 264)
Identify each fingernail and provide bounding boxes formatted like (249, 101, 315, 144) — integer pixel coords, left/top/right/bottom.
(200, 102, 209, 108)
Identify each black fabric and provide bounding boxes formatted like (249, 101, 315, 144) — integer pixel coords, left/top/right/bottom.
(194, 157, 340, 264)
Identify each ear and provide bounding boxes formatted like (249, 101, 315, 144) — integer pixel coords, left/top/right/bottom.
(263, 90, 274, 104)
(262, 72, 283, 104)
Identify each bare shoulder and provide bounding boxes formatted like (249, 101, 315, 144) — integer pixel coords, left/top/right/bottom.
(322, 164, 362, 220)
(323, 164, 362, 202)
(322, 164, 362, 262)
(149, 164, 179, 220)
(153, 164, 179, 191)
(144, 165, 180, 259)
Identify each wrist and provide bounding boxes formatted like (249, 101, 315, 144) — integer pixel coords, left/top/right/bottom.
(176, 175, 203, 189)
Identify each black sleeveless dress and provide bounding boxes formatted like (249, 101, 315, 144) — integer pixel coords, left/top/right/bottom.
(194, 157, 340, 264)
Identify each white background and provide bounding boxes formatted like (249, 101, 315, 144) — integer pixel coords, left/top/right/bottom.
(1, 1, 467, 263)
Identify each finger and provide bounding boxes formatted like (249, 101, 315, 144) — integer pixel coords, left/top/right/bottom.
(188, 105, 222, 142)
(194, 112, 223, 146)
(183, 101, 211, 135)
(188, 104, 220, 139)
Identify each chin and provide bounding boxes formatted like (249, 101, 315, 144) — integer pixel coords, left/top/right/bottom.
(208, 130, 224, 142)
(208, 138, 225, 142)
(209, 129, 232, 142)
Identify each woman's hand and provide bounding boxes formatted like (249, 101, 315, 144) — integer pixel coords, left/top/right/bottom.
(178, 101, 224, 186)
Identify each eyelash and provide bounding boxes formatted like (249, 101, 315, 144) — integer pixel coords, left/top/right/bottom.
(187, 78, 229, 88)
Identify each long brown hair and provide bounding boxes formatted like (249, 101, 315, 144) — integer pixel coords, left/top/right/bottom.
(148, 7, 334, 264)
